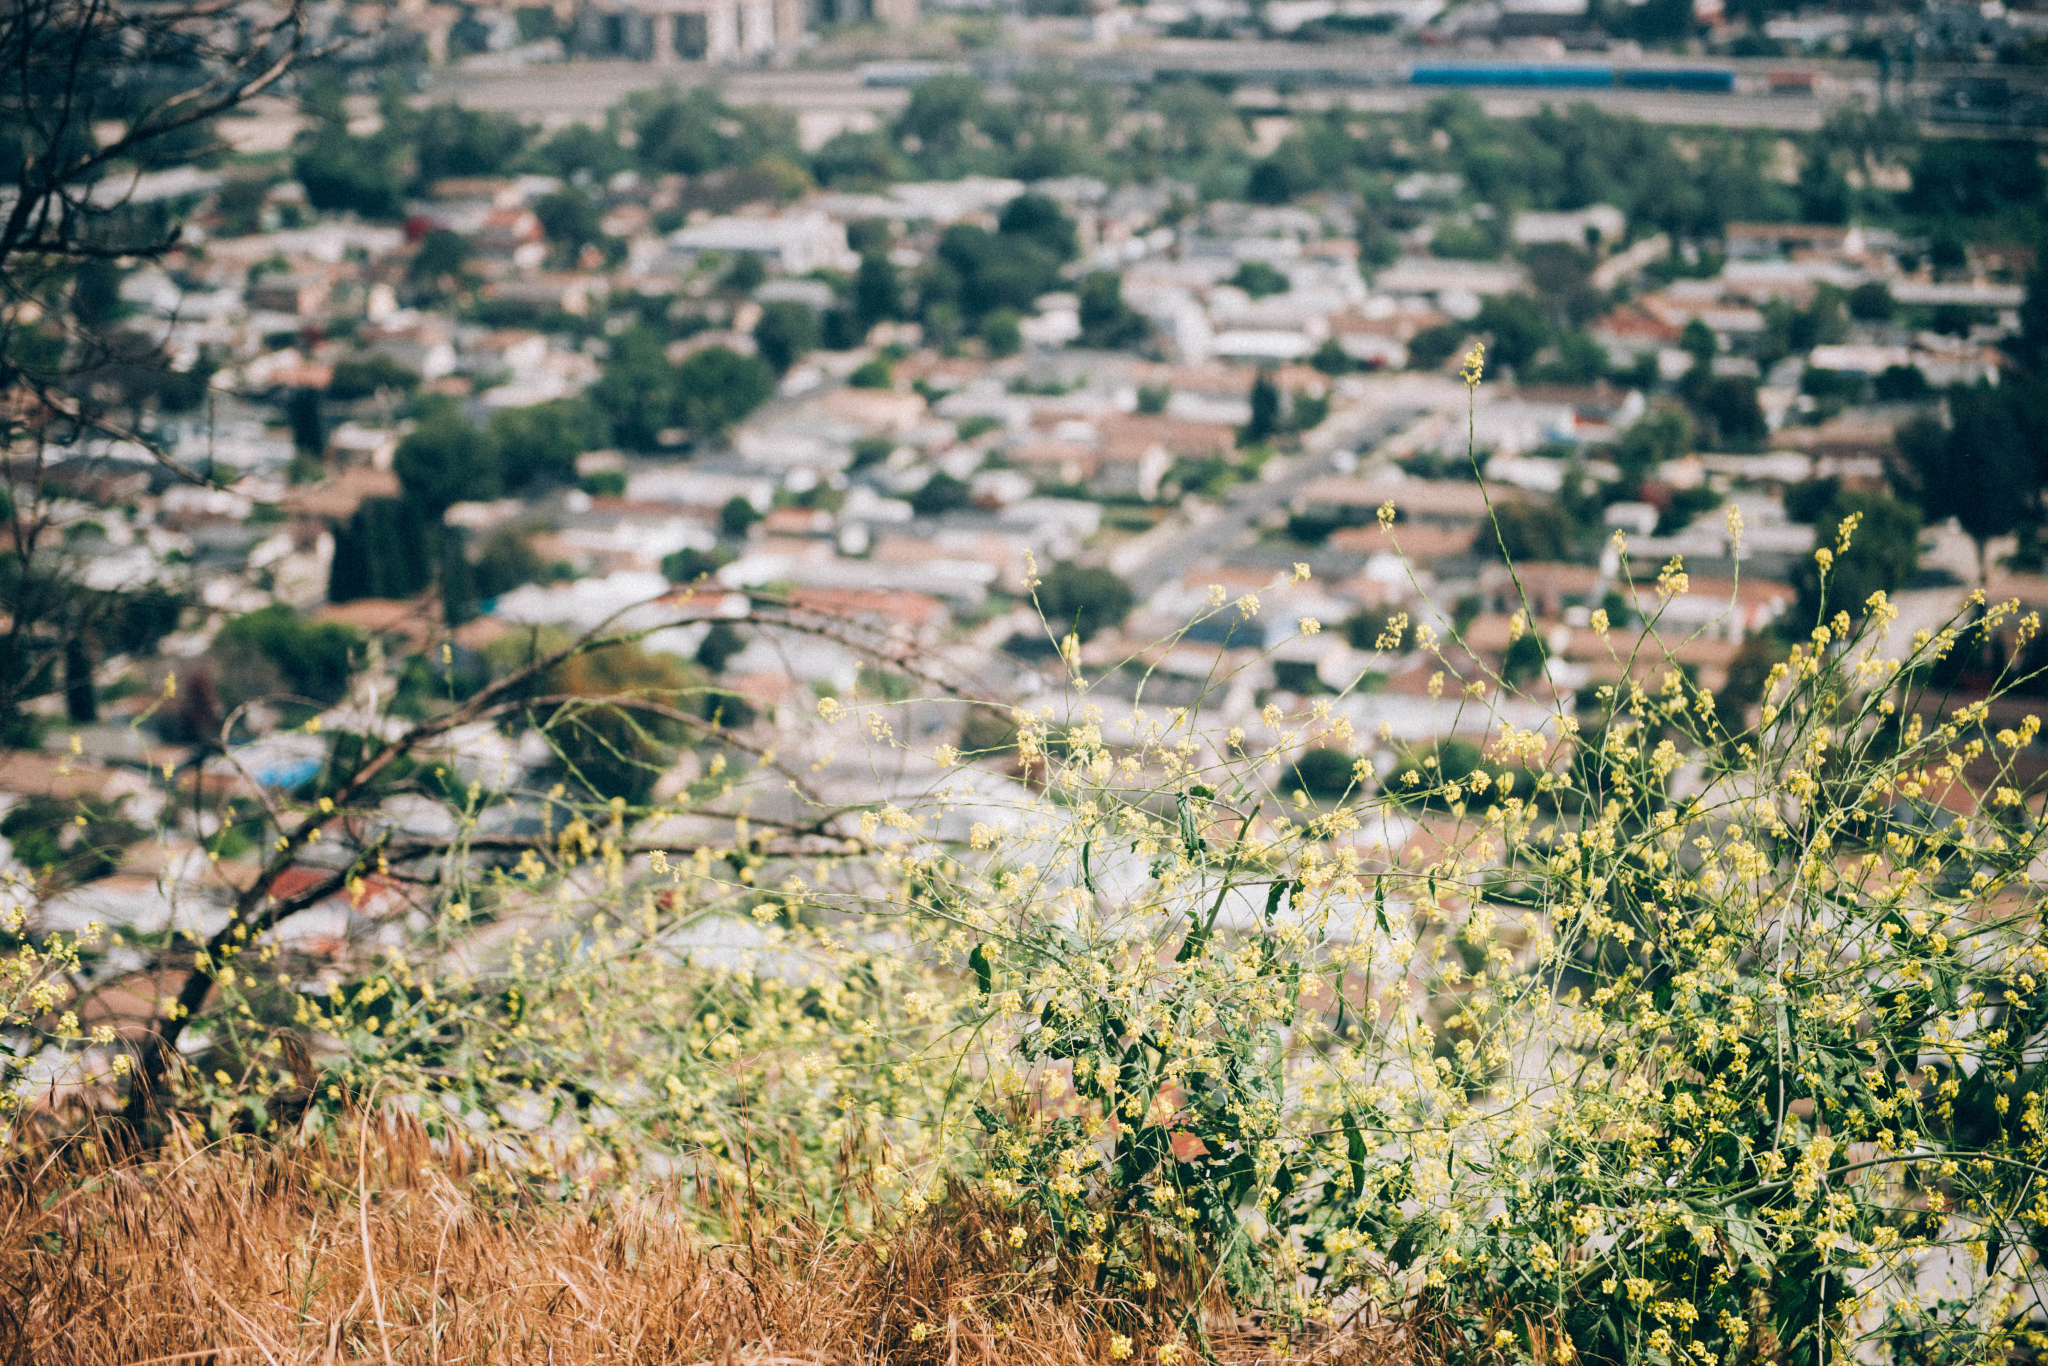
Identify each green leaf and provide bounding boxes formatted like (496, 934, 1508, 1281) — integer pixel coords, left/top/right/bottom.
(1723, 1215, 1775, 1274)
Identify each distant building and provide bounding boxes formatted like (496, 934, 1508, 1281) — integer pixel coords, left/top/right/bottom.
(568, 0, 910, 61)
(667, 212, 857, 275)
(570, 0, 804, 60)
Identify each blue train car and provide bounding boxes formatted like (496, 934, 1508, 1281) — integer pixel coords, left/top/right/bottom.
(1406, 63, 1736, 93)
(1618, 67, 1736, 92)
(1410, 64, 1615, 88)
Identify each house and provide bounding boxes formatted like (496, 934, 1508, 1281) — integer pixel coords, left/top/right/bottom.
(359, 318, 457, 381)
(1590, 233, 1673, 291)
(668, 212, 855, 275)
(462, 329, 549, 383)
(1724, 222, 1856, 260)
(821, 387, 926, 435)
(624, 467, 774, 515)
(282, 466, 403, 522)
(326, 422, 399, 471)
(472, 208, 544, 267)
(245, 271, 335, 316)
(1477, 561, 1602, 617)
(1513, 205, 1627, 250)
(1638, 287, 1767, 339)
(1293, 476, 1523, 533)
(479, 274, 597, 317)
(1591, 302, 1683, 369)
(1623, 574, 1791, 641)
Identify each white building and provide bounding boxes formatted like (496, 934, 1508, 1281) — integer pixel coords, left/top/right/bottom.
(667, 212, 858, 275)
(570, 0, 806, 62)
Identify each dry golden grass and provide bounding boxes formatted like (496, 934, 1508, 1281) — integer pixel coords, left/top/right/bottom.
(0, 1118, 1410, 1366)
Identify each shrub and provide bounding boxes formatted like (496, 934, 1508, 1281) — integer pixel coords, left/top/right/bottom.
(541, 641, 695, 803)
(753, 300, 819, 376)
(1287, 745, 1358, 800)
(911, 471, 973, 517)
(1474, 499, 1575, 561)
(211, 605, 362, 706)
(1228, 261, 1290, 299)
(327, 354, 419, 402)
(847, 356, 893, 389)
(1033, 562, 1134, 642)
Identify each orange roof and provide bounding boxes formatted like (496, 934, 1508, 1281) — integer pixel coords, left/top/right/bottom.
(790, 587, 947, 630)
(1098, 413, 1233, 460)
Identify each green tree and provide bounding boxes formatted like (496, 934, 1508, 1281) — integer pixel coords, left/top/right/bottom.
(473, 527, 544, 599)
(929, 224, 1061, 322)
(487, 399, 606, 491)
(287, 387, 323, 455)
(328, 355, 418, 402)
(1036, 563, 1135, 641)
(1241, 371, 1281, 445)
(1907, 138, 2046, 219)
(1288, 747, 1358, 800)
(812, 130, 905, 188)
(1897, 386, 2039, 583)
(328, 499, 435, 601)
(720, 253, 766, 294)
(589, 325, 674, 451)
(1680, 317, 1717, 367)
(752, 300, 819, 376)
(412, 103, 530, 186)
(1407, 324, 1466, 372)
(408, 229, 475, 299)
(294, 126, 403, 219)
(1474, 293, 1550, 372)
(695, 622, 745, 673)
(1795, 490, 1920, 624)
(1077, 271, 1148, 350)
(1795, 146, 1850, 224)
(543, 642, 695, 805)
(662, 547, 730, 583)
(1688, 376, 1768, 451)
(70, 260, 125, 328)
(531, 122, 634, 181)
(894, 73, 992, 165)
(720, 496, 761, 539)
(1476, 500, 1576, 562)
(911, 471, 973, 516)
(1782, 476, 1840, 524)
(212, 606, 362, 705)
(533, 187, 605, 260)
(674, 345, 775, 438)
(997, 192, 1078, 262)
(1245, 150, 1312, 206)
(853, 251, 900, 329)
(629, 86, 797, 177)
(1503, 630, 1548, 685)
(1612, 407, 1694, 493)
(1229, 261, 1291, 299)
(395, 409, 499, 516)
(2013, 259, 2048, 377)
(980, 309, 1022, 357)
(1847, 282, 1895, 322)
(847, 356, 893, 389)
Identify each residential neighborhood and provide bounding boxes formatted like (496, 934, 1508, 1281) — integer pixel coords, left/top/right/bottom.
(5, 0, 2048, 1129)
